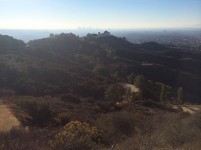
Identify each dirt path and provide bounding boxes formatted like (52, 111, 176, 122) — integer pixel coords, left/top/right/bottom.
(0, 100, 20, 132)
(181, 106, 195, 114)
(181, 105, 201, 115)
(172, 104, 201, 115)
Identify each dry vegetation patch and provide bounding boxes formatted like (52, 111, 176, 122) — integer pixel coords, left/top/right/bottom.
(0, 101, 21, 132)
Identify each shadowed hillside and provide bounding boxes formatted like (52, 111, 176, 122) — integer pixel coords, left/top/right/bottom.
(0, 33, 200, 102)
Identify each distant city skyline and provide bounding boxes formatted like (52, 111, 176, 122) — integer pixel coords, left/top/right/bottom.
(0, 0, 201, 30)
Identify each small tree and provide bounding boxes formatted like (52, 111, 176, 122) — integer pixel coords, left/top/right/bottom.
(134, 75, 145, 88)
(105, 84, 125, 102)
(127, 73, 136, 84)
(177, 87, 183, 104)
(134, 75, 147, 99)
(49, 33, 55, 38)
(160, 84, 166, 103)
(159, 83, 172, 103)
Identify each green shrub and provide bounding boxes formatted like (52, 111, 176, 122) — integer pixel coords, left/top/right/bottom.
(96, 111, 137, 144)
(16, 97, 53, 127)
(53, 112, 73, 126)
(49, 121, 102, 150)
(0, 128, 51, 150)
(105, 84, 125, 102)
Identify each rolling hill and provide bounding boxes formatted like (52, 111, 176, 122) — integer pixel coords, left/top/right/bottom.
(0, 32, 201, 102)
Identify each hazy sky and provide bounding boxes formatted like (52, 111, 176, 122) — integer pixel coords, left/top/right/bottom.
(0, 0, 201, 29)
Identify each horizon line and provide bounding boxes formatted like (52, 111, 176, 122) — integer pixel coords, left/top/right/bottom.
(0, 27, 201, 31)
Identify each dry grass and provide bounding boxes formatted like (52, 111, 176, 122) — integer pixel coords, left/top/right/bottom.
(1, 96, 201, 150)
(0, 127, 52, 150)
(103, 111, 201, 150)
(0, 103, 20, 132)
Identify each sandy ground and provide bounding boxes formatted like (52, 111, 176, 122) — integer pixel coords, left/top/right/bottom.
(180, 105, 201, 115)
(164, 104, 201, 115)
(0, 100, 20, 132)
(181, 106, 195, 114)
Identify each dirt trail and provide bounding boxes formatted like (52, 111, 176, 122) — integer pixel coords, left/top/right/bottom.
(181, 105, 201, 115)
(171, 104, 201, 115)
(181, 106, 195, 114)
(0, 100, 20, 132)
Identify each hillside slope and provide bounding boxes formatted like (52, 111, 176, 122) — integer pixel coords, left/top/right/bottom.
(0, 33, 200, 102)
